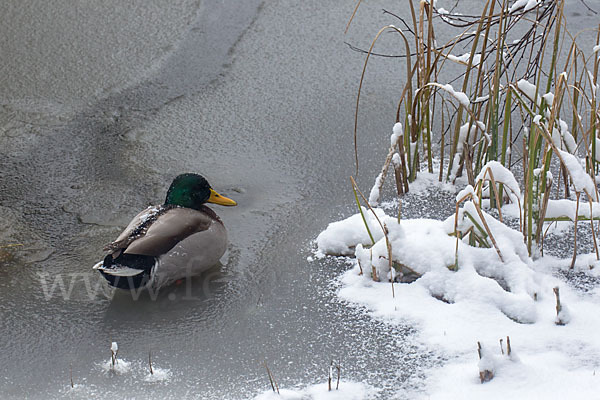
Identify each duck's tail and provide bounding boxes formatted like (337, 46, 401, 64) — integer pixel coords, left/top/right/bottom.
(94, 253, 157, 290)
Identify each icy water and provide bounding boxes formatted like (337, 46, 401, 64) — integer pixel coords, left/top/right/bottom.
(0, 1, 597, 398)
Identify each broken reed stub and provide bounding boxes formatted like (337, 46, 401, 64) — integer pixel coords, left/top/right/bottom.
(553, 286, 570, 325)
(477, 341, 495, 383)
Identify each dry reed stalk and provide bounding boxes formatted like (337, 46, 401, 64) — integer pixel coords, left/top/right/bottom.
(456, 192, 505, 262)
(351, 177, 394, 280)
(264, 360, 279, 394)
(571, 192, 581, 269)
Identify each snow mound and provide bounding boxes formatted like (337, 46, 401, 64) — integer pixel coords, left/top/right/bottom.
(320, 206, 537, 323)
(144, 367, 172, 383)
(316, 207, 394, 256)
(475, 161, 521, 203)
(100, 358, 131, 374)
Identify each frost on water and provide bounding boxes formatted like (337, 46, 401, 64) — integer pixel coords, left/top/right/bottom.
(97, 356, 173, 383)
(253, 381, 378, 400)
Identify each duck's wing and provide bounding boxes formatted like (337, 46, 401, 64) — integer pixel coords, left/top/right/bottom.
(122, 207, 215, 257)
(103, 205, 162, 255)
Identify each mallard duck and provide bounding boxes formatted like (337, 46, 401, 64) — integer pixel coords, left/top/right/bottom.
(93, 173, 237, 290)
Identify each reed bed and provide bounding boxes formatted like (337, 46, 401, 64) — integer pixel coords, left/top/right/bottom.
(350, 0, 600, 261)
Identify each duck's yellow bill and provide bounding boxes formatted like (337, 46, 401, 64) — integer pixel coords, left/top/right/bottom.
(208, 189, 237, 206)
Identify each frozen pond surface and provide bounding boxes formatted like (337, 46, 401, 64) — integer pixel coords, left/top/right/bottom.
(0, 0, 597, 398)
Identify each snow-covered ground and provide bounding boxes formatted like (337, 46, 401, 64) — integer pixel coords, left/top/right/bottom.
(314, 169, 600, 399)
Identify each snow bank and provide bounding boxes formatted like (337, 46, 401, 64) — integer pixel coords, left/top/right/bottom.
(319, 202, 536, 322)
(316, 177, 600, 399)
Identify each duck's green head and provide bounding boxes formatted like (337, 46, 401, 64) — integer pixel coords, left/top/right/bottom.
(165, 173, 237, 210)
